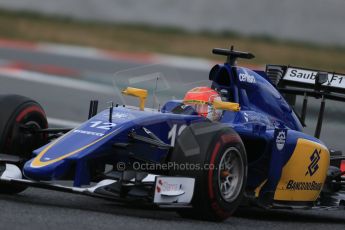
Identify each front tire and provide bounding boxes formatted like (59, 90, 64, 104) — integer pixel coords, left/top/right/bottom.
(0, 94, 48, 194)
(169, 122, 247, 221)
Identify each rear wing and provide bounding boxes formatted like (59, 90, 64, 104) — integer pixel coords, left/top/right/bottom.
(266, 65, 345, 139)
(266, 65, 345, 99)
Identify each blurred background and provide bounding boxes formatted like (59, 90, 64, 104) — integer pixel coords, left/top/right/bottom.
(0, 0, 344, 68)
(0, 0, 344, 147)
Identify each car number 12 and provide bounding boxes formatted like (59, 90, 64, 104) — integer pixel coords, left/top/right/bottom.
(89, 121, 117, 130)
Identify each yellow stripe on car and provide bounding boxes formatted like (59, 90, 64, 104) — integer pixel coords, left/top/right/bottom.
(31, 129, 118, 168)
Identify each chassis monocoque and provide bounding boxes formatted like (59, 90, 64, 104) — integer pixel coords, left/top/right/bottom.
(0, 48, 345, 221)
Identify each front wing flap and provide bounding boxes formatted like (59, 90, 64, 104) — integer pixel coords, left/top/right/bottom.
(0, 163, 195, 208)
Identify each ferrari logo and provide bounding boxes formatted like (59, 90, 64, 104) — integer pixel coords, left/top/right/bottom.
(305, 149, 321, 176)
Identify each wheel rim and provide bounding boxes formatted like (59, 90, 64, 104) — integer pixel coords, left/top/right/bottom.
(218, 147, 244, 202)
(22, 120, 42, 142)
(24, 120, 41, 129)
(6, 119, 43, 157)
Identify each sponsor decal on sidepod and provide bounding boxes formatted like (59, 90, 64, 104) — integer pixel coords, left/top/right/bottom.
(305, 149, 321, 176)
(285, 149, 322, 191)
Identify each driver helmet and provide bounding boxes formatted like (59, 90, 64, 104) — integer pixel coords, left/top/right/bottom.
(183, 86, 222, 121)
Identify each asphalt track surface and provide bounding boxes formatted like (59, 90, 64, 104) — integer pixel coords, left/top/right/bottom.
(0, 44, 345, 229)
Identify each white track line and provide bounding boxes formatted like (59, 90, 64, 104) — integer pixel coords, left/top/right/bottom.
(37, 43, 106, 60)
(152, 54, 213, 71)
(0, 68, 115, 95)
(48, 117, 81, 127)
(37, 42, 215, 71)
(0, 40, 261, 71)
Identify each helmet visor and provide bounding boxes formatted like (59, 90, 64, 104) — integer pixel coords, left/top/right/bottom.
(183, 100, 212, 117)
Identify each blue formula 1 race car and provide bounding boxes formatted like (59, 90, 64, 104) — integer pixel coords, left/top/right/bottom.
(1, 47, 345, 221)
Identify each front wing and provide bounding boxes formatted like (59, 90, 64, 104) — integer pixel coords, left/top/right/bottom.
(0, 163, 195, 208)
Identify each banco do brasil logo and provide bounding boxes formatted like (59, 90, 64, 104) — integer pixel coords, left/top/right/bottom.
(305, 149, 321, 176)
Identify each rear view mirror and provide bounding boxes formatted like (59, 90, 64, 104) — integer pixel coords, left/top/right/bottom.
(213, 100, 240, 112)
(122, 87, 148, 111)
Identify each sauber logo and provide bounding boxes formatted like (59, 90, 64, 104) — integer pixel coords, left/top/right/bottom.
(276, 131, 286, 151)
(305, 149, 321, 176)
(284, 68, 345, 89)
(289, 69, 318, 81)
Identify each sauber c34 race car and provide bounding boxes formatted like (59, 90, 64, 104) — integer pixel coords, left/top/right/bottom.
(0, 47, 345, 222)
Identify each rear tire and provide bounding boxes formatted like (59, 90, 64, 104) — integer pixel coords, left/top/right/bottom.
(169, 122, 247, 221)
(0, 94, 48, 194)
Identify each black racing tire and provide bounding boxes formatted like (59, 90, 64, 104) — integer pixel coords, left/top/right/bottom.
(169, 122, 247, 221)
(0, 94, 48, 194)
